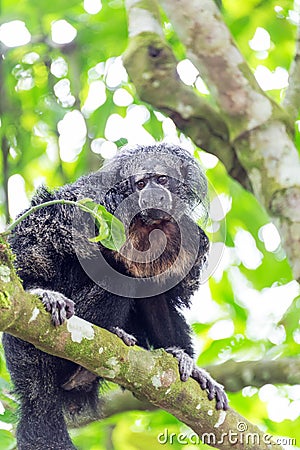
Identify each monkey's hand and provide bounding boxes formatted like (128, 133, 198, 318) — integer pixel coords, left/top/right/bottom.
(166, 347, 229, 411)
(109, 326, 137, 346)
(29, 288, 75, 326)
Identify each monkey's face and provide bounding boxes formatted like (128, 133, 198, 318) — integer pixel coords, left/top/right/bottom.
(131, 172, 179, 223)
(102, 147, 209, 281)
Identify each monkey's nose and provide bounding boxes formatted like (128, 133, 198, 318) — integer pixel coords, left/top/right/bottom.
(139, 189, 171, 210)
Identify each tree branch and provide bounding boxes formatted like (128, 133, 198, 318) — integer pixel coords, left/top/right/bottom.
(207, 359, 300, 392)
(80, 357, 300, 420)
(282, 24, 300, 121)
(0, 239, 283, 450)
(159, 0, 291, 139)
(123, 0, 252, 189)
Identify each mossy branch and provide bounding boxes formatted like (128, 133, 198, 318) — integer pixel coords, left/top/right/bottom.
(0, 240, 284, 450)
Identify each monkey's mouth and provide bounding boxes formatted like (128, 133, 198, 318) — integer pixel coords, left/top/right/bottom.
(139, 208, 174, 224)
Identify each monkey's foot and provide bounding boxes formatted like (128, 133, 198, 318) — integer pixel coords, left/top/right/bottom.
(166, 347, 229, 411)
(109, 326, 137, 346)
(62, 366, 98, 391)
(30, 288, 75, 326)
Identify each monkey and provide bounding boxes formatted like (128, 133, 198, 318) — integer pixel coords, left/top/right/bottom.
(2, 143, 228, 450)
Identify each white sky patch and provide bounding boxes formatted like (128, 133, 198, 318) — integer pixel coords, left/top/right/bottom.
(82, 80, 106, 117)
(234, 228, 263, 270)
(211, 244, 239, 282)
(51, 20, 77, 45)
(267, 397, 291, 422)
(88, 62, 105, 80)
(228, 267, 299, 340)
(0, 20, 31, 47)
(178, 134, 195, 154)
(293, 329, 300, 344)
(8, 174, 30, 219)
(201, 241, 227, 283)
(53, 78, 75, 107)
(184, 281, 224, 325)
(127, 104, 150, 124)
(162, 117, 178, 141)
(16, 70, 34, 92)
(23, 52, 40, 64)
(113, 88, 133, 107)
(51, 57, 68, 78)
(258, 223, 281, 252)
(57, 110, 87, 162)
(33, 176, 47, 189)
(254, 65, 289, 91)
(91, 137, 105, 154)
(177, 59, 199, 85)
(0, 420, 12, 431)
(288, 9, 300, 25)
(208, 319, 234, 340)
(105, 57, 128, 88)
(0, 401, 5, 415)
(105, 114, 125, 141)
(198, 151, 219, 169)
(101, 106, 154, 145)
(153, 110, 165, 121)
(268, 324, 286, 345)
(242, 386, 258, 397)
(274, 6, 284, 14)
(210, 194, 232, 221)
(259, 384, 278, 402)
(67, 316, 95, 343)
(249, 27, 271, 51)
(92, 140, 118, 159)
(84, 0, 102, 14)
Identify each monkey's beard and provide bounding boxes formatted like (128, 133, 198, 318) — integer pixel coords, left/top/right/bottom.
(114, 216, 193, 281)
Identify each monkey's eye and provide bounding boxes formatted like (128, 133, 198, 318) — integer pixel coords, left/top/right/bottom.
(136, 179, 146, 190)
(157, 175, 168, 185)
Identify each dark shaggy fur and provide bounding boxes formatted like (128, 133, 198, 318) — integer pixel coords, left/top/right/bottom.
(3, 143, 227, 450)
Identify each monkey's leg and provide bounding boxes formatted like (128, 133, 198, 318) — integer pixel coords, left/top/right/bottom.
(2, 334, 76, 450)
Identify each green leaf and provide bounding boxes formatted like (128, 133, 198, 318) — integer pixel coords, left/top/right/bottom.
(0, 430, 16, 450)
(78, 198, 126, 251)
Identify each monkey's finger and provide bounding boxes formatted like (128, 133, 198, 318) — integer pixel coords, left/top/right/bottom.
(65, 299, 75, 319)
(110, 326, 137, 346)
(165, 347, 194, 381)
(192, 367, 208, 390)
(192, 367, 229, 411)
(177, 354, 194, 381)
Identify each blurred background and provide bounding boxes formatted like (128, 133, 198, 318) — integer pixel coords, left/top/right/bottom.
(1, 0, 300, 448)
